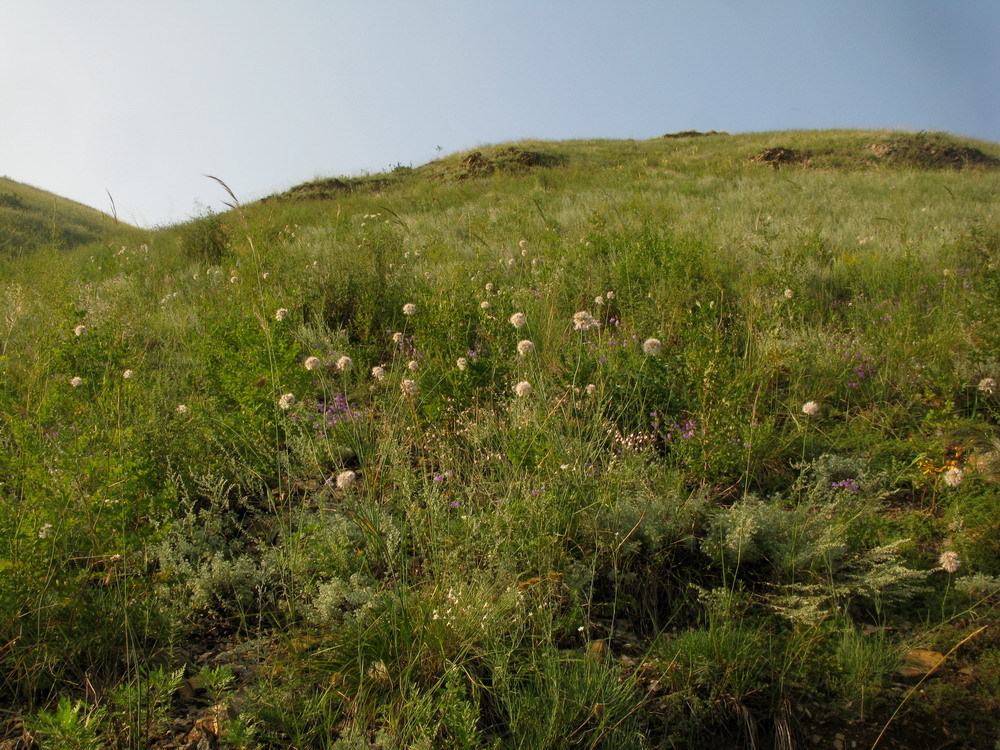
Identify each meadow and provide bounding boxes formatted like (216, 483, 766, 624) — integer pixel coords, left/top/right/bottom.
(1, 129, 999, 748)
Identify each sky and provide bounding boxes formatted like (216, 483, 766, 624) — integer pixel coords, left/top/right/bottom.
(2, 0, 998, 227)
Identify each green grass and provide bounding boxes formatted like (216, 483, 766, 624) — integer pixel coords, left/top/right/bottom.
(2, 129, 1000, 748)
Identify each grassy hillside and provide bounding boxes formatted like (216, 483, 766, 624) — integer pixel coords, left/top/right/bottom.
(0, 176, 133, 257)
(1, 130, 1000, 748)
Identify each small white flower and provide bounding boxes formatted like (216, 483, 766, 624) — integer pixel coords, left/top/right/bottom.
(595, 295, 604, 306)
(978, 377, 997, 394)
(572, 311, 599, 331)
(392, 331, 404, 344)
(939, 550, 962, 574)
(337, 356, 353, 372)
(784, 288, 794, 299)
(336, 470, 358, 490)
(518, 239, 527, 248)
(510, 312, 527, 329)
(278, 393, 296, 410)
(74, 324, 87, 337)
(485, 282, 494, 292)
(517, 340, 535, 357)
(123, 369, 133, 379)
(402, 303, 417, 315)
(70, 376, 83, 388)
(230, 276, 238, 284)
(38, 523, 53, 539)
(802, 401, 820, 416)
(401, 379, 419, 397)
(262, 272, 270, 279)
(586, 383, 597, 395)
(408, 359, 419, 371)
(275, 308, 289, 322)
(456, 357, 468, 371)
(642, 338, 662, 355)
(943, 466, 964, 488)
(176, 403, 188, 415)
(606, 291, 615, 300)
(514, 381, 533, 398)
(371, 365, 386, 381)
(480, 300, 491, 310)
(304, 356, 321, 371)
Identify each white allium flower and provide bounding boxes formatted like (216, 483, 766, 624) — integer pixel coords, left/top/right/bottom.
(456, 357, 468, 371)
(943, 466, 964, 488)
(586, 383, 597, 395)
(74, 324, 87, 337)
(336, 470, 358, 490)
(70, 376, 83, 388)
(337, 356, 353, 372)
(979, 377, 997, 394)
(606, 291, 615, 300)
(510, 312, 527, 329)
(480, 300, 491, 310)
(485, 282, 494, 292)
(230, 276, 238, 284)
(304, 356, 321, 371)
(275, 308, 289, 321)
(939, 551, 962, 574)
(802, 401, 820, 416)
(407, 359, 419, 371)
(278, 393, 296, 410)
(402, 303, 417, 315)
(573, 311, 599, 331)
(514, 380, 533, 398)
(123, 369, 133, 379)
(371, 365, 386, 381)
(642, 338, 662, 355)
(401, 379, 419, 397)
(784, 288, 794, 299)
(517, 340, 535, 357)
(518, 239, 527, 248)
(595, 295, 604, 306)
(392, 331, 404, 344)
(176, 404, 188, 415)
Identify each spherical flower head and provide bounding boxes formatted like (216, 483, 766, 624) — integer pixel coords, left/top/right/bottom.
(176, 404, 188, 415)
(485, 282, 494, 293)
(275, 308, 289, 322)
(278, 393, 296, 410)
(337, 356, 353, 372)
(943, 466, 964, 488)
(304, 356, 321, 371)
(939, 550, 962, 574)
(480, 300, 491, 310)
(230, 276, 238, 284)
(456, 357, 468, 371)
(573, 311, 599, 331)
(392, 331, 404, 344)
(595, 295, 604, 306)
(510, 312, 527, 329)
(408, 359, 420, 371)
(336, 470, 358, 490)
(642, 337, 662, 355)
(402, 303, 417, 315)
(586, 383, 597, 395)
(371, 365, 386, 381)
(518, 239, 527, 248)
(517, 340, 535, 357)
(514, 380, 533, 398)
(784, 288, 794, 299)
(979, 377, 997, 395)
(606, 291, 615, 300)
(70, 376, 83, 388)
(74, 324, 87, 337)
(802, 401, 820, 417)
(122, 369, 133, 379)
(401, 379, 419, 397)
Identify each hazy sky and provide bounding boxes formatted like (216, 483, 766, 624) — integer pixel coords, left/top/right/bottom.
(3, 1, 998, 227)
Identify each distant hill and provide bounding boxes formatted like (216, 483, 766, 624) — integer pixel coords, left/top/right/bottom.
(0, 176, 121, 256)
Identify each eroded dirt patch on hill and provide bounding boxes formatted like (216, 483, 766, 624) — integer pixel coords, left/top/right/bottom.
(447, 147, 565, 180)
(867, 134, 999, 169)
(750, 147, 809, 168)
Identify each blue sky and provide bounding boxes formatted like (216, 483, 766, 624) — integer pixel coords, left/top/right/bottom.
(2, 1, 998, 227)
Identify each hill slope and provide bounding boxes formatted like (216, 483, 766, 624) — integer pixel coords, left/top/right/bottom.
(2, 129, 1000, 749)
(0, 176, 121, 256)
